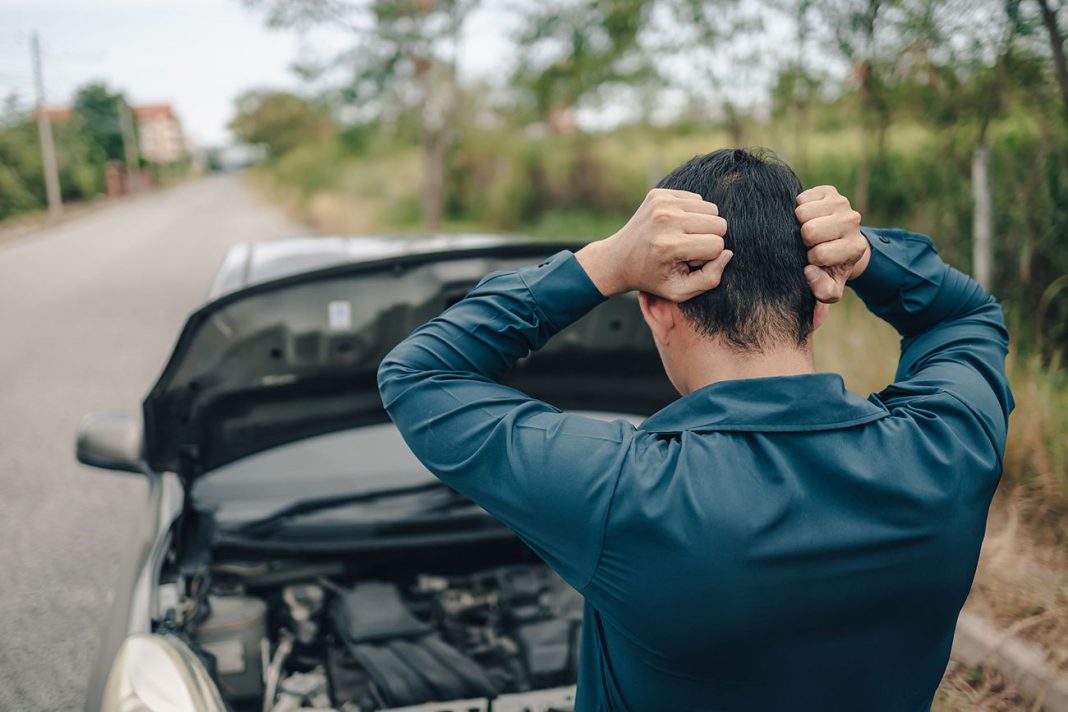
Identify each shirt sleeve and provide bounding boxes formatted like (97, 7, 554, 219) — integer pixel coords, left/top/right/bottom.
(850, 228, 1015, 457)
(377, 250, 638, 591)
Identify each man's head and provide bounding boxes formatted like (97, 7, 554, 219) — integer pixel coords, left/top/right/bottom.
(638, 148, 829, 391)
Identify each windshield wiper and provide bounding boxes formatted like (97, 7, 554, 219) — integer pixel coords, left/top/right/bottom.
(229, 480, 453, 537)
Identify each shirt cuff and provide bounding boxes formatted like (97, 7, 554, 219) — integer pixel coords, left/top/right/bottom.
(851, 227, 907, 293)
(519, 250, 607, 332)
(852, 227, 938, 293)
(850, 227, 947, 336)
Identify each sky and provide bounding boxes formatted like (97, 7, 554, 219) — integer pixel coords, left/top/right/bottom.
(0, 0, 517, 147)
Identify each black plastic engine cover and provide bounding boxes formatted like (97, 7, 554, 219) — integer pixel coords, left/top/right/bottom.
(334, 581, 430, 643)
(333, 582, 499, 707)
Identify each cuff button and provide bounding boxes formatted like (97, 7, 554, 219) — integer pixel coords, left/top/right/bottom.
(879, 235, 891, 244)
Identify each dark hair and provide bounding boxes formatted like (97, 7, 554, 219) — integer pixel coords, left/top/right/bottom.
(656, 147, 815, 352)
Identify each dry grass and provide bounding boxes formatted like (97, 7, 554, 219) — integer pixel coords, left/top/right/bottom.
(934, 662, 1034, 712)
(813, 293, 902, 392)
(968, 489, 1068, 668)
(248, 145, 424, 234)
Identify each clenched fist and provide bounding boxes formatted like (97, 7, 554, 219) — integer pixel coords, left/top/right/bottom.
(576, 189, 733, 302)
(795, 185, 871, 303)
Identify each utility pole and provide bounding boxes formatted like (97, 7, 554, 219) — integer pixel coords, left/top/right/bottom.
(118, 100, 140, 183)
(32, 32, 62, 218)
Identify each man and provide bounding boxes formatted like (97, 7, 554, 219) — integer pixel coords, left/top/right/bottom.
(378, 148, 1013, 711)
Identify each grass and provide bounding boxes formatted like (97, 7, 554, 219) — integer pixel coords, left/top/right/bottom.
(933, 662, 1033, 711)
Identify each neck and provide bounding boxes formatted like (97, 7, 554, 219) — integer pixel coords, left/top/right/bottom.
(677, 340, 816, 395)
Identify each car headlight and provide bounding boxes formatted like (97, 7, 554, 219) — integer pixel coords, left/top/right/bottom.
(101, 633, 227, 712)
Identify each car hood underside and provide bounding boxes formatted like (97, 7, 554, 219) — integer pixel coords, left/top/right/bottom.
(143, 240, 676, 480)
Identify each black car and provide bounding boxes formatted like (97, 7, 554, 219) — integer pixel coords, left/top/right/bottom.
(77, 235, 675, 712)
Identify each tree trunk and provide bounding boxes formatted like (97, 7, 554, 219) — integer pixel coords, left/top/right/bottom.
(855, 62, 873, 216)
(793, 3, 809, 173)
(1038, 0, 1068, 123)
(855, 133, 872, 216)
(968, 4, 1016, 291)
(422, 130, 447, 232)
(415, 0, 469, 232)
(971, 140, 993, 289)
(419, 61, 457, 232)
(794, 102, 808, 173)
(724, 102, 745, 147)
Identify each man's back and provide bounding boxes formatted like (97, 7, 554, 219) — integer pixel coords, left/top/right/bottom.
(580, 372, 1002, 710)
(379, 195, 1013, 710)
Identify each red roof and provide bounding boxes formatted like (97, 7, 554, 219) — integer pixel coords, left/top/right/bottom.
(133, 104, 177, 120)
(37, 106, 74, 122)
(32, 103, 179, 124)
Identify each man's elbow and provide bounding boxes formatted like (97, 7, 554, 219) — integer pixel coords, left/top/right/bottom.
(377, 346, 410, 406)
(980, 296, 1010, 348)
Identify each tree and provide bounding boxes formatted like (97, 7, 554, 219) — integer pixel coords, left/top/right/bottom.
(771, 0, 824, 171)
(890, 0, 1029, 288)
(0, 107, 102, 219)
(511, 0, 651, 127)
(809, 0, 900, 215)
(73, 83, 126, 166)
(511, 0, 761, 139)
(229, 90, 336, 158)
(1035, 0, 1068, 121)
(0, 118, 42, 219)
(243, 0, 481, 231)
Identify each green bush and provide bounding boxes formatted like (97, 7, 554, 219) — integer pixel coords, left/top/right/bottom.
(270, 138, 348, 201)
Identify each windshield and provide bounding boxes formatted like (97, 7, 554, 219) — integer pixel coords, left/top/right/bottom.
(193, 412, 645, 529)
(192, 424, 434, 525)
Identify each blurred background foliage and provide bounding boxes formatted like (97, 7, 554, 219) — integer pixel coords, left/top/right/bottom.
(0, 84, 114, 212)
(232, 0, 1068, 361)
(229, 8, 1068, 635)
(0, 80, 193, 219)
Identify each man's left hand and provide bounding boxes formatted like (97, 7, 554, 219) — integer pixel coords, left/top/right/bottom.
(795, 186, 871, 303)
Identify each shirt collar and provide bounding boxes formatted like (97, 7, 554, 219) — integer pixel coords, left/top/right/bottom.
(638, 373, 888, 434)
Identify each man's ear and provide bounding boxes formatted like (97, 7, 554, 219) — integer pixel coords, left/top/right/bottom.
(812, 301, 830, 332)
(639, 291, 676, 346)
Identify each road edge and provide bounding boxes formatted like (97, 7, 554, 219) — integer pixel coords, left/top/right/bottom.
(0, 178, 199, 249)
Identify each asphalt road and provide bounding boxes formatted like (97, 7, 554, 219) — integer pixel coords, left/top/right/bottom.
(0, 175, 307, 710)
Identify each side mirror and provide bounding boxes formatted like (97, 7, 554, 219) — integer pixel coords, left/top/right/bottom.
(76, 412, 146, 474)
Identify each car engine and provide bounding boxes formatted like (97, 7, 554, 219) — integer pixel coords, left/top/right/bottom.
(177, 563, 583, 712)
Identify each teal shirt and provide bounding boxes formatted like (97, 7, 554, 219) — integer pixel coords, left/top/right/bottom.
(378, 229, 1013, 712)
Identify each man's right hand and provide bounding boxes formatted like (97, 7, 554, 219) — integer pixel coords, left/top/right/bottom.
(576, 189, 733, 302)
(795, 186, 871, 303)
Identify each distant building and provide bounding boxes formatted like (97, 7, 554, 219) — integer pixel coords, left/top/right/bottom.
(34, 101, 188, 165)
(133, 104, 186, 164)
(37, 106, 74, 123)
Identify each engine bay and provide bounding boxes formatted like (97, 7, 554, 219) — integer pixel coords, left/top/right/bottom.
(163, 557, 582, 712)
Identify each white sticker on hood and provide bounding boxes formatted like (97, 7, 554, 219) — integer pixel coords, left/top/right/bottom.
(328, 300, 352, 331)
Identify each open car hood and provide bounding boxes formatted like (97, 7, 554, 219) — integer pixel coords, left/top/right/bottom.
(143, 238, 677, 479)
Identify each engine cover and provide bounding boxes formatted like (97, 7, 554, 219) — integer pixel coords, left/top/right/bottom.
(328, 565, 583, 709)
